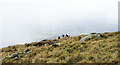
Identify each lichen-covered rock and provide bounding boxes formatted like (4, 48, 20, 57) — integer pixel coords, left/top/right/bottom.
(44, 44, 48, 46)
(23, 49, 30, 53)
(80, 33, 102, 42)
(18, 54, 22, 58)
(80, 35, 92, 42)
(52, 43, 61, 47)
(55, 43, 61, 46)
(9, 52, 21, 58)
(94, 33, 101, 37)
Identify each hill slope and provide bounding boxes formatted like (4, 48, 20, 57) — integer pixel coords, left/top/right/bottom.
(0, 31, 120, 63)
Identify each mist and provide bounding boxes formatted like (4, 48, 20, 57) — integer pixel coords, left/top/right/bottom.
(0, 0, 118, 48)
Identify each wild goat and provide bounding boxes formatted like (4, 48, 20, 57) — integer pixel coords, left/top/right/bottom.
(58, 36, 60, 39)
(62, 34, 70, 38)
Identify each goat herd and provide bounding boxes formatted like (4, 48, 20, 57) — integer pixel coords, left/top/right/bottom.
(58, 34, 70, 39)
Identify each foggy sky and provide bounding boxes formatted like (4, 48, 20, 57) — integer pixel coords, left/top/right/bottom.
(0, 0, 119, 48)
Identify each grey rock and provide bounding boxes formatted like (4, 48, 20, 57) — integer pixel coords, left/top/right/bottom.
(18, 54, 22, 58)
(55, 43, 61, 46)
(23, 49, 30, 53)
(44, 44, 48, 46)
(9, 52, 20, 58)
(81, 45, 83, 47)
(0, 58, 3, 60)
(95, 33, 101, 37)
(80, 33, 102, 42)
(80, 35, 92, 42)
(52, 43, 61, 47)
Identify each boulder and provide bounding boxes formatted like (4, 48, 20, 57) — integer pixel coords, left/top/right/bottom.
(81, 45, 83, 47)
(18, 54, 22, 58)
(9, 52, 21, 58)
(55, 43, 61, 46)
(52, 43, 61, 47)
(23, 49, 30, 53)
(80, 33, 102, 42)
(94, 33, 101, 37)
(80, 35, 92, 42)
(44, 44, 48, 46)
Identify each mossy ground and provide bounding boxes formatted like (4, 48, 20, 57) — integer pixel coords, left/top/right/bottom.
(0, 31, 120, 63)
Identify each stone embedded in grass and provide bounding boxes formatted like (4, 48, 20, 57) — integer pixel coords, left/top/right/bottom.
(0, 58, 6, 60)
(95, 34, 101, 37)
(52, 43, 61, 47)
(18, 54, 22, 58)
(23, 49, 30, 53)
(44, 44, 48, 46)
(80, 33, 102, 42)
(9, 52, 22, 59)
(81, 45, 83, 47)
(81, 43, 86, 47)
(90, 33, 102, 37)
(55, 43, 61, 46)
(80, 35, 92, 42)
(1, 31, 119, 63)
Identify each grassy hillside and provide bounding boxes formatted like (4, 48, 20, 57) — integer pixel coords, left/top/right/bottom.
(0, 31, 120, 63)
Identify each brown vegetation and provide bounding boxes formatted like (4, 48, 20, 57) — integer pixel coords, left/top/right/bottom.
(0, 31, 119, 63)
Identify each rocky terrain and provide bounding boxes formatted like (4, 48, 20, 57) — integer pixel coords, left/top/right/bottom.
(0, 31, 120, 63)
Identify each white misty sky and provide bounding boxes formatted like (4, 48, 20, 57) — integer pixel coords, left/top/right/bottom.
(0, 0, 119, 47)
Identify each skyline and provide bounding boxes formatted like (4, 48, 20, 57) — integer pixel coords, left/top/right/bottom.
(0, 0, 119, 48)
